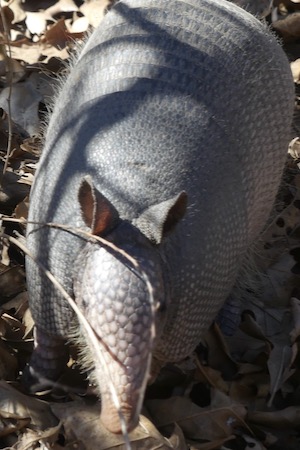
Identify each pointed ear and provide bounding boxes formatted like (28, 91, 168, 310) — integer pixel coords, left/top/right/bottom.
(134, 192, 188, 244)
(78, 176, 119, 235)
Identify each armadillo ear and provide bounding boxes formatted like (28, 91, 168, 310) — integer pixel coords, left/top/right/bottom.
(134, 192, 188, 244)
(78, 176, 119, 235)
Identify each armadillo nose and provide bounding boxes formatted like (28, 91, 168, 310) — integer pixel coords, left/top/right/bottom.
(100, 403, 138, 434)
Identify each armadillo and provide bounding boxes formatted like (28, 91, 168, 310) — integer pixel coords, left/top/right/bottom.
(25, 0, 294, 434)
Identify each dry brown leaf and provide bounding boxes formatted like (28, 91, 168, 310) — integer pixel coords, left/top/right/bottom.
(0, 340, 18, 379)
(0, 410, 30, 438)
(0, 240, 10, 266)
(15, 196, 29, 221)
(146, 391, 247, 441)
(237, 363, 263, 375)
(1, 292, 29, 317)
(39, 43, 70, 66)
(163, 423, 188, 450)
(20, 135, 42, 158)
(0, 265, 25, 298)
(290, 297, 300, 342)
(228, 378, 258, 404)
(21, 307, 34, 339)
(195, 363, 229, 394)
(5, 0, 26, 25)
(239, 312, 270, 342)
(43, 18, 83, 48)
(241, 297, 294, 340)
(10, 41, 46, 65)
(248, 406, 300, 429)
(0, 56, 8, 79)
(0, 81, 42, 135)
(43, 18, 69, 47)
(14, 423, 62, 450)
(273, 13, 300, 42)
(289, 137, 300, 159)
(1, 313, 25, 340)
(233, 371, 272, 400)
(0, 381, 58, 430)
(52, 401, 172, 450)
(259, 254, 296, 308)
(188, 436, 235, 450)
(0, 169, 30, 212)
(267, 344, 294, 405)
(203, 324, 238, 378)
(0, 4, 14, 32)
(0, 49, 25, 83)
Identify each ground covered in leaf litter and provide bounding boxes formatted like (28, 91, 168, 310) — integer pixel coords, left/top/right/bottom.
(0, 0, 300, 449)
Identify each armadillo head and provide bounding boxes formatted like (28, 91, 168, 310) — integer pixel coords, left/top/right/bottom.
(73, 177, 187, 433)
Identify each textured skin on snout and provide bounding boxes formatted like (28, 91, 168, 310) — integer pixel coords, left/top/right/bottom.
(73, 225, 165, 432)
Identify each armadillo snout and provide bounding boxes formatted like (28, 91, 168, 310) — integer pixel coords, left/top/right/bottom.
(100, 401, 138, 434)
(73, 232, 164, 433)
